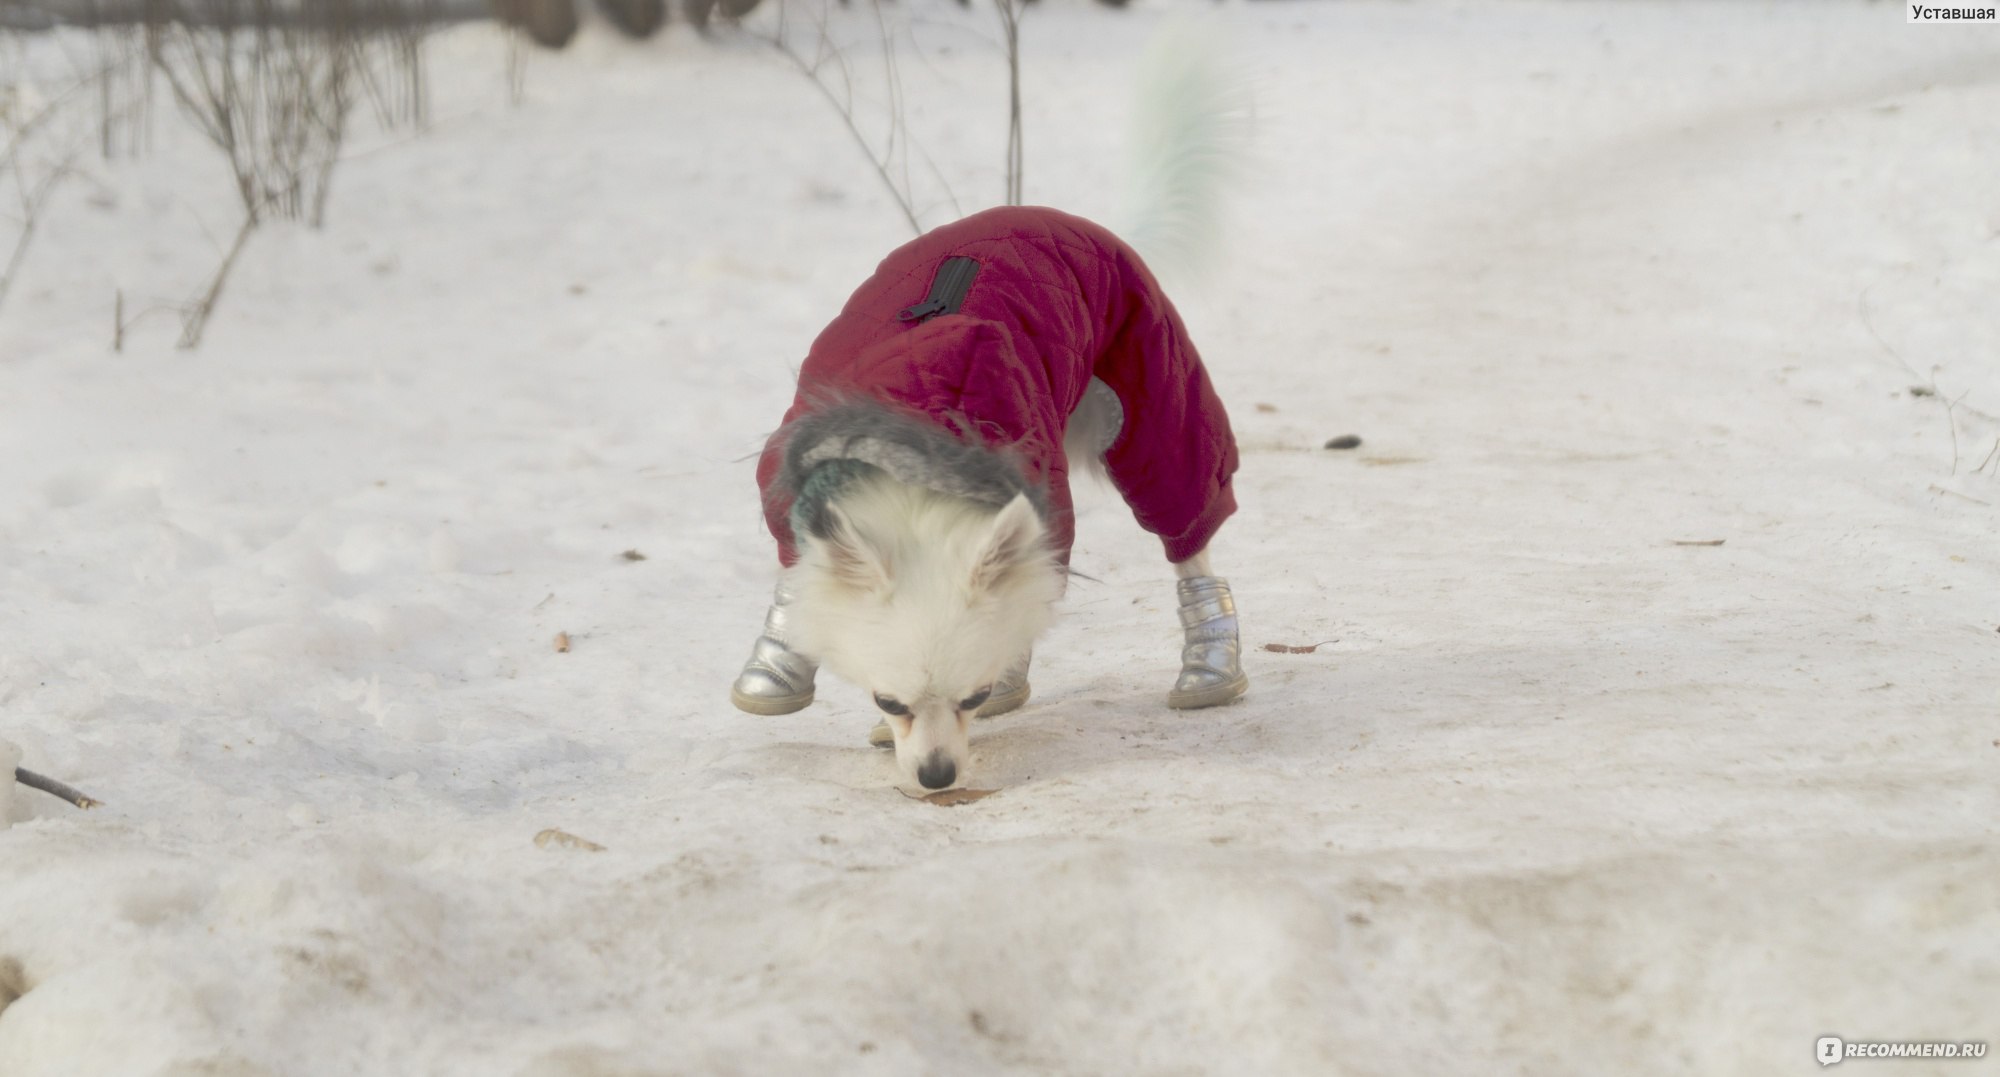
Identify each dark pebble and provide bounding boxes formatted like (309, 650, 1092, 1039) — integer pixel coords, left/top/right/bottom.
(1323, 435, 1363, 450)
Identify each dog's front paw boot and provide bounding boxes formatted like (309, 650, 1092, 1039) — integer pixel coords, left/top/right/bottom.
(1167, 576, 1248, 709)
(729, 584, 818, 715)
(868, 652, 1031, 748)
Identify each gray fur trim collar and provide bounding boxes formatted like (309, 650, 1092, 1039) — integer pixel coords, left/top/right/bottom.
(775, 402, 1049, 541)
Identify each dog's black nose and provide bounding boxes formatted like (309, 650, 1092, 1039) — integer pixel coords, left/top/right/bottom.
(917, 752, 957, 790)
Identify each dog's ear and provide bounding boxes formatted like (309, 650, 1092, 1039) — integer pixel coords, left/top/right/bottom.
(968, 494, 1046, 595)
(817, 502, 894, 593)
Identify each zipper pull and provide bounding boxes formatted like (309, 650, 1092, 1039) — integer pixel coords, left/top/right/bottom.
(897, 256, 981, 324)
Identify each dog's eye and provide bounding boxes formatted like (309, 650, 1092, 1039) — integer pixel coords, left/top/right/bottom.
(873, 694, 910, 716)
(958, 687, 991, 712)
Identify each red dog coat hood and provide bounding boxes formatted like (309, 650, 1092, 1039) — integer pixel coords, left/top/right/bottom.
(757, 205, 1238, 566)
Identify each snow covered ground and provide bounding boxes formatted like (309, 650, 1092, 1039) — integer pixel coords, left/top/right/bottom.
(2, 2, 1997, 1073)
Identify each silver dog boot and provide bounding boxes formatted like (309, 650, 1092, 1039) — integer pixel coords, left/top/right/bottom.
(869, 651, 1032, 748)
(980, 650, 1034, 718)
(729, 582, 818, 716)
(1167, 576, 1249, 709)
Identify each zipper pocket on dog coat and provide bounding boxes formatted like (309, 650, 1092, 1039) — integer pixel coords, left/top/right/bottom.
(897, 256, 981, 323)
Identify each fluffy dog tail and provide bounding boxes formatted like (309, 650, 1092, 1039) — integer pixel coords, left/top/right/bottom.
(1117, 18, 1254, 287)
(1067, 27, 1250, 481)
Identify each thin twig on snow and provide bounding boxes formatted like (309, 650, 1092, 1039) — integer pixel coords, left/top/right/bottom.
(13, 767, 105, 810)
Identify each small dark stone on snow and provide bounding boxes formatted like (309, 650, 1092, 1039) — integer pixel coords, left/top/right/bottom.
(1324, 435, 1363, 450)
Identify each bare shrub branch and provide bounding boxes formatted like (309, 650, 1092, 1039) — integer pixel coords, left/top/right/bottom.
(994, 0, 1021, 205)
(0, 38, 133, 314)
(176, 204, 257, 346)
(129, 0, 435, 344)
(0, 150, 77, 311)
(760, 0, 925, 235)
(1858, 283, 2000, 478)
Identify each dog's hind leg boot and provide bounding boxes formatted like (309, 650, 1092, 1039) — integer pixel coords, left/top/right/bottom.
(729, 582, 818, 715)
(1166, 575, 1248, 709)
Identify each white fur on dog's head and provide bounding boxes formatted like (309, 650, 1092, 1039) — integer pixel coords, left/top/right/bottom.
(787, 475, 1062, 789)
